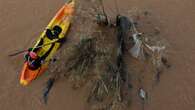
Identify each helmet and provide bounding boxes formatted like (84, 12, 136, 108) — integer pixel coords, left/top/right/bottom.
(29, 51, 38, 60)
(53, 25, 62, 36)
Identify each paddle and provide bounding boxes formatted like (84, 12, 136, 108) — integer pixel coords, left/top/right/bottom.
(8, 39, 60, 57)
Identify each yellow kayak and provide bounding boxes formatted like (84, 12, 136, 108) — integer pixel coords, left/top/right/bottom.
(20, 0, 75, 86)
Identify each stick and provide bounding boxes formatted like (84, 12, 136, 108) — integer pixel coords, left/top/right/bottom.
(101, 79, 109, 94)
(116, 72, 122, 101)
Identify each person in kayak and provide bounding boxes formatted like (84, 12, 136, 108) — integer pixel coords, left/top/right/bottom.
(24, 25, 63, 70)
(46, 25, 62, 41)
(24, 48, 43, 70)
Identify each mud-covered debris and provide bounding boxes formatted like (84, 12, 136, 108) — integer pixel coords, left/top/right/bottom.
(161, 57, 171, 68)
(96, 13, 109, 26)
(154, 27, 161, 35)
(88, 59, 130, 109)
(43, 78, 55, 104)
(145, 44, 165, 53)
(143, 11, 150, 16)
(64, 37, 111, 89)
(65, 38, 97, 84)
(144, 43, 166, 67)
(66, 37, 97, 74)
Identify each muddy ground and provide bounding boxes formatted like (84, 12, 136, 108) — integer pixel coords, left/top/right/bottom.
(0, 0, 195, 110)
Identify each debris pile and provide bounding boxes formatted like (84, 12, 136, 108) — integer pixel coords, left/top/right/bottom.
(65, 37, 108, 88)
(44, 0, 171, 110)
(87, 62, 131, 110)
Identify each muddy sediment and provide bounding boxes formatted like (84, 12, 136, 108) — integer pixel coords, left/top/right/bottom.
(0, 0, 195, 110)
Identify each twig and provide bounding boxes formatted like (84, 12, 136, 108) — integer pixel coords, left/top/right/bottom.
(100, 79, 109, 94)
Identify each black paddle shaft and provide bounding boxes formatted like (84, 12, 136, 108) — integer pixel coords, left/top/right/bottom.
(8, 39, 60, 57)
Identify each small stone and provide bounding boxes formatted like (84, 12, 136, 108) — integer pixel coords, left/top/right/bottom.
(139, 88, 147, 100)
(143, 10, 151, 16)
(154, 27, 161, 35)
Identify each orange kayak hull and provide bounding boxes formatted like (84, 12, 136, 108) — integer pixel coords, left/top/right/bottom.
(19, 0, 75, 86)
(20, 62, 47, 86)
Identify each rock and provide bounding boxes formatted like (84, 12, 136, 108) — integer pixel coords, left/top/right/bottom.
(139, 88, 147, 100)
(154, 27, 161, 35)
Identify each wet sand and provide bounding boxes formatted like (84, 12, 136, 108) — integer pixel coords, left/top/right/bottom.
(0, 0, 195, 110)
